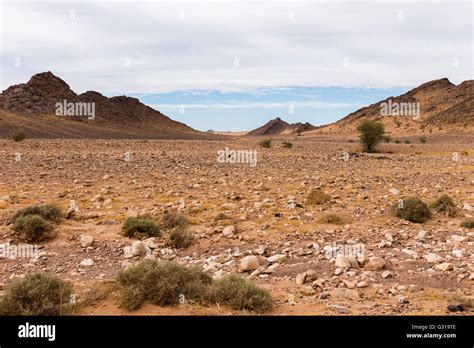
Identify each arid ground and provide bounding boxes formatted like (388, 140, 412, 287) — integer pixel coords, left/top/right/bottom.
(0, 134, 473, 315)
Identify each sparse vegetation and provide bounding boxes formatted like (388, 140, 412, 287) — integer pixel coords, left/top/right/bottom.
(282, 141, 293, 149)
(357, 120, 385, 152)
(11, 128, 26, 142)
(161, 211, 188, 230)
(306, 188, 331, 205)
(460, 218, 474, 229)
(0, 273, 72, 315)
(394, 140, 401, 144)
(259, 139, 272, 148)
(165, 226, 194, 249)
(117, 260, 212, 310)
(419, 136, 427, 144)
(122, 217, 161, 239)
(382, 135, 392, 143)
(319, 213, 345, 225)
(393, 197, 431, 223)
(430, 194, 458, 217)
(209, 275, 274, 312)
(404, 140, 411, 144)
(13, 214, 55, 242)
(13, 204, 63, 222)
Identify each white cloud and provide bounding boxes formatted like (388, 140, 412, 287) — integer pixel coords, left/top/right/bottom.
(1, 0, 472, 93)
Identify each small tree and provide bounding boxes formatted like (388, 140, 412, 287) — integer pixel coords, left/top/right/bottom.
(357, 120, 385, 152)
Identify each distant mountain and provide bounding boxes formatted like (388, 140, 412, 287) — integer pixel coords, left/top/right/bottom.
(0, 72, 223, 139)
(332, 78, 474, 132)
(246, 117, 317, 136)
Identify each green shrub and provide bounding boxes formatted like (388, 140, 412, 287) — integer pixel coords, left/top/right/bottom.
(161, 211, 188, 230)
(357, 120, 385, 152)
(393, 197, 431, 223)
(13, 204, 63, 222)
(209, 275, 274, 313)
(306, 188, 331, 205)
(460, 218, 474, 229)
(320, 213, 345, 225)
(11, 128, 26, 142)
(419, 136, 427, 144)
(282, 142, 293, 149)
(430, 194, 458, 217)
(122, 217, 160, 239)
(165, 226, 194, 249)
(118, 260, 212, 310)
(0, 273, 72, 315)
(259, 139, 272, 148)
(13, 215, 55, 242)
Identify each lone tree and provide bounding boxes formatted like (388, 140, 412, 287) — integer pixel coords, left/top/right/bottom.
(357, 120, 385, 152)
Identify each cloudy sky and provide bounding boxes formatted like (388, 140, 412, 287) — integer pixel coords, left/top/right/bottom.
(0, 0, 472, 130)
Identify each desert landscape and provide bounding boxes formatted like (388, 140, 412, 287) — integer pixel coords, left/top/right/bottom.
(0, 72, 473, 316)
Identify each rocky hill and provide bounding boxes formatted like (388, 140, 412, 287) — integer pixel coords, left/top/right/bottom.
(0, 72, 222, 139)
(246, 117, 317, 136)
(330, 78, 474, 133)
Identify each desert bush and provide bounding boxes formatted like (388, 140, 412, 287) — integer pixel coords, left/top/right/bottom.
(394, 140, 401, 144)
(357, 120, 385, 152)
(209, 275, 274, 313)
(404, 140, 411, 144)
(0, 273, 72, 315)
(460, 218, 474, 229)
(306, 188, 331, 205)
(419, 136, 427, 144)
(214, 212, 229, 222)
(11, 128, 26, 142)
(259, 139, 272, 148)
(161, 211, 188, 230)
(122, 217, 160, 239)
(13, 204, 63, 222)
(393, 197, 431, 223)
(282, 141, 293, 149)
(13, 215, 55, 242)
(165, 226, 194, 249)
(320, 213, 345, 225)
(118, 260, 212, 310)
(430, 194, 458, 217)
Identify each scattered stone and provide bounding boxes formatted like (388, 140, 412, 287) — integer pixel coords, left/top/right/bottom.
(424, 253, 443, 263)
(331, 288, 359, 301)
(295, 273, 307, 285)
(331, 304, 350, 314)
(434, 262, 453, 271)
(80, 234, 94, 248)
(402, 249, 418, 259)
(240, 255, 259, 271)
(79, 258, 94, 266)
(131, 241, 148, 256)
(222, 225, 236, 237)
(381, 270, 392, 278)
(397, 295, 409, 304)
(447, 304, 464, 312)
(365, 257, 386, 271)
(389, 188, 400, 195)
(267, 254, 286, 263)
